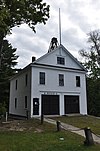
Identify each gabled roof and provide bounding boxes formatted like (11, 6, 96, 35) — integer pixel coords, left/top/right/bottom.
(32, 44, 87, 72)
(60, 44, 87, 71)
(32, 45, 59, 63)
(10, 44, 87, 80)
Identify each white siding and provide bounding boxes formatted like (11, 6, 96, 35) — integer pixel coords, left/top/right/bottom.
(36, 47, 82, 69)
(31, 66, 87, 117)
(9, 68, 31, 117)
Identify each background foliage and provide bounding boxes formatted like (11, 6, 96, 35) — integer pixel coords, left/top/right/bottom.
(79, 30, 100, 116)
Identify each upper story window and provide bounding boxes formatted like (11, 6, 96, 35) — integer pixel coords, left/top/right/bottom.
(57, 57, 65, 65)
(25, 74, 28, 86)
(59, 74, 64, 86)
(39, 72, 45, 85)
(76, 76, 80, 87)
(15, 80, 17, 90)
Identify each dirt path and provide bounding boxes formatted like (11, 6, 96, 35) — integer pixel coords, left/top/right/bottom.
(44, 118, 100, 144)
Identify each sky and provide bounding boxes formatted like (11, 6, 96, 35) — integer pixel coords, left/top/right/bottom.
(6, 0, 100, 68)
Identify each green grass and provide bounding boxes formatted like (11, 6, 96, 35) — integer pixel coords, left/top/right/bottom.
(0, 118, 100, 151)
(0, 130, 100, 151)
(52, 115, 100, 135)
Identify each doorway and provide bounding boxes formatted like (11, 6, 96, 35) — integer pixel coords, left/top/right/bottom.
(33, 98, 39, 115)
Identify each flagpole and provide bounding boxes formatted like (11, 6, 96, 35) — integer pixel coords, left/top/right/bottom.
(59, 8, 61, 45)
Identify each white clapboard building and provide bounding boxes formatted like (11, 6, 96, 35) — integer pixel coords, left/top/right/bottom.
(9, 39, 87, 118)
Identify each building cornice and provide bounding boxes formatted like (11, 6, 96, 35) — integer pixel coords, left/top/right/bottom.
(31, 63, 86, 74)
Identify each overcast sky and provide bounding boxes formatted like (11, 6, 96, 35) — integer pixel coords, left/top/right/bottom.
(6, 0, 100, 68)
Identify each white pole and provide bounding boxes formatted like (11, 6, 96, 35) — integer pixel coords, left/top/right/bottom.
(59, 8, 61, 45)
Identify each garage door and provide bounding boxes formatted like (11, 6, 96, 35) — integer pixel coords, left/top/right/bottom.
(64, 95, 79, 114)
(42, 95, 59, 115)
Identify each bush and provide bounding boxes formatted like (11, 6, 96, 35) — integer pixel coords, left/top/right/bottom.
(0, 103, 7, 116)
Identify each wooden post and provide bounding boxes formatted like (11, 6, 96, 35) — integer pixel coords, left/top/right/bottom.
(84, 127, 94, 145)
(56, 121, 61, 132)
(6, 112, 8, 122)
(26, 110, 29, 120)
(41, 114, 44, 124)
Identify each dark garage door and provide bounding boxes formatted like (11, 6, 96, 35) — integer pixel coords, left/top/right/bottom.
(64, 95, 79, 114)
(42, 95, 59, 115)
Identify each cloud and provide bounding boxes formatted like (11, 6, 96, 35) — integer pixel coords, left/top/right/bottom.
(6, 24, 50, 68)
(6, 0, 100, 68)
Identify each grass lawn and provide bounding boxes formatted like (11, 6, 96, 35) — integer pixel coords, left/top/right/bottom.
(52, 115, 100, 135)
(0, 118, 100, 151)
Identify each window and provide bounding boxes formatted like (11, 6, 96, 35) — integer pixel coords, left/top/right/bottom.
(25, 74, 28, 86)
(59, 74, 64, 86)
(15, 80, 17, 90)
(76, 76, 80, 87)
(25, 96, 27, 109)
(57, 57, 65, 65)
(15, 98, 17, 109)
(40, 72, 45, 85)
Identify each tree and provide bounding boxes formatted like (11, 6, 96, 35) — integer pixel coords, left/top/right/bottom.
(0, 0, 50, 67)
(0, 0, 50, 35)
(87, 78, 100, 116)
(88, 30, 100, 65)
(79, 49, 100, 79)
(79, 30, 100, 79)
(0, 39, 18, 113)
(79, 30, 100, 116)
